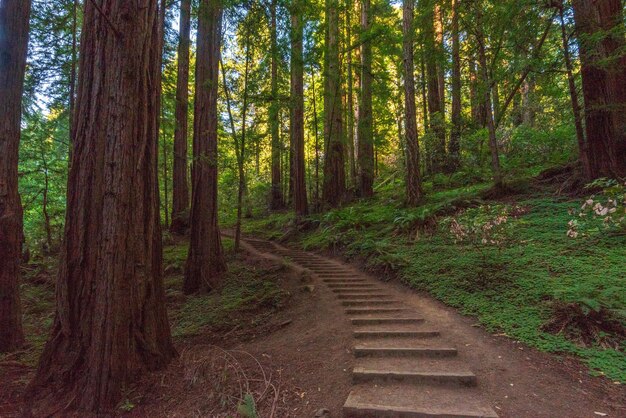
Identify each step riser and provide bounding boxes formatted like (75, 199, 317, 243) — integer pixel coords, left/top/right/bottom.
(332, 289, 382, 293)
(337, 294, 391, 299)
(354, 348, 458, 358)
(346, 308, 406, 314)
(342, 406, 496, 418)
(342, 301, 396, 306)
(351, 318, 424, 325)
(352, 372, 477, 386)
(353, 331, 439, 339)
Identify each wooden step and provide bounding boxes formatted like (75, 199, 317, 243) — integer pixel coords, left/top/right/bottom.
(343, 384, 498, 418)
(332, 288, 383, 294)
(342, 300, 397, 306)
(353, 368, 477, 386)
(353, 329, 439, 338)
(351, 317, 424, 325)
(346, 307, 406, 315)
(337, 293, 392, 299)
(353, 346, 457, 358)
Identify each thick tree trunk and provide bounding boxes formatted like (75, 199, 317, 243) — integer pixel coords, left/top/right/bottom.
(270, 0, 283, 210)
(403, 0, 423, 205)
(345, 0, 357, 191)
(68, 0, 78, 164)
(521, 77, 536, 127)
(323, 0, 346, 207)
(357, 0, 374, 198)
(559, 5, 590, 178)
(0, 0, 30, 353)
(185, 0, 227, 293)
(171, 0, 192, 233)
(291, 1, 309, 217)
(572, 0, 626, 179)
(448, 0, 461, 171)
(27, 1, 176, 412)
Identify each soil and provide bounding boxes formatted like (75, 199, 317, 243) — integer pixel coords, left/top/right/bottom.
(1, 239, 624, 417)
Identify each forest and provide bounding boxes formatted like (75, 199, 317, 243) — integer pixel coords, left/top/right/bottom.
(0, 0, 625, 416)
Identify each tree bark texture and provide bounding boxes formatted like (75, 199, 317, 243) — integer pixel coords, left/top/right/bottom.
(357, 0, 374, 198)
(323, 0, 346, 207)
(171, 0, 192, 233)
(448, 0, 461, 171)
(572, 0, 626, 179)
(185, 0, 227, 293)
(0, 0, 30, 353)
(403, 0, 423, 205)
(27, 0, 176, 412)
(270, 0, 283, 210)
(291, 1, 308, 217)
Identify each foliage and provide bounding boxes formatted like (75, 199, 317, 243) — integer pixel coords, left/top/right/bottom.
(567, 178, 626, 238)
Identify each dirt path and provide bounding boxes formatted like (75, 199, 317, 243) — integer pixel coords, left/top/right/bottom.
(242, 237, 626, 418)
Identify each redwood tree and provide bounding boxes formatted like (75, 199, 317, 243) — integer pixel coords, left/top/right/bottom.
(322, 0, 346, 207)
(0, 0, 31, 353)
(403, 0, 423, 205)
(185, 0, 227, 293)
(572, 0, 626, 179)
(357, 0, 374, 198)
(27, 0, 176, 412)
(269, 0, 283, 210)
(171, 0, 192, 233)
(291, 0, 308, 217)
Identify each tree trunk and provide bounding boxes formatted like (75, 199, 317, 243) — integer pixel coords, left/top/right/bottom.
(476, 7, 503, 188)
(323, 0, 346, 207)
(558, 4, 590, 178)
(27, 1, 176, 412)
(185, 0, 227, 293)
(311, 70, 321, 209)
(357, 0, 374, 197)
(572, 0, 626, 179)
(171, 0, 192, 233)
(0, 0, 30, 353)
(345, 0, 357, 191)
(270, 0, 283, 210)
(448, 0, 461, 171)
(521, 77, 536, 127)
(425, 1, 445, 173)
(68, 0, 78, 165)
(291, 0, 309, 217)
(403, 0, 423, 205)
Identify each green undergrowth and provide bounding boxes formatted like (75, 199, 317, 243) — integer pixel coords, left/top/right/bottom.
(240, 180, 626, 382)
(2, 238, 289, 367)
(164, 238, 289, 339)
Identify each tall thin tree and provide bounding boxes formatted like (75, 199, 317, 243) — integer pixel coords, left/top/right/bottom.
(27, 0, 176, 411)
(323, 0, 346, 206)
(291, 0, 308, 216)
(357, 0, 374, 197)
(171, 0, 192, 233)
(185, 0, 227, 293)
(448, 0, 461, 171)
(403, 0, 423, 205)
(0, 0, 31, 353)
(269, 0, 283, 209)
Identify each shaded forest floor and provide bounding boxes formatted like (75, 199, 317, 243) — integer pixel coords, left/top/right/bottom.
(0, 238, 352, 417)
(237, 173, 626, 384)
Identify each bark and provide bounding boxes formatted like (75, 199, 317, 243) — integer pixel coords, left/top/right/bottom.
(521, 77, 536, 127)
(171, 0, 192, 233)
(311, 70, 321, 209)
(403, 0, 423, 205)
(27, 1, 176, 412)
(0, 0, 30, 353)
(448, 0, 461, 171)
(345, 0, 357, 190)
(357, 0, 374, 197)
(323, 0, 346, 207)
(291, 0, 308, 217)
(424, 1, 446, 173)
(572, 0, 626, 179)
(558, 5, 589, 178)
(68, 0, 78, 164)
(185, 0, 227, 293)
(476, 7, 503, 188)
(270, 0, 283, 209)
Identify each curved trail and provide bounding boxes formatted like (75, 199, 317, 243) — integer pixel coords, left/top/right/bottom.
(243, 237, 498, 418)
